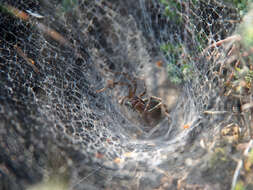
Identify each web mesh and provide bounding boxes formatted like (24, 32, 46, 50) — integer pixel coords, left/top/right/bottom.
(0, 0, 252, 189)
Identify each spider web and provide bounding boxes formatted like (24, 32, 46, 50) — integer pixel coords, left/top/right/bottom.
(0, 0, 250, 189)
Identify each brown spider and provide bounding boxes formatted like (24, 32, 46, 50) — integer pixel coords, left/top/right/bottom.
(96, 70, 170, 126)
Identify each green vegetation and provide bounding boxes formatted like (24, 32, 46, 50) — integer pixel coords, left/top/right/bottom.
(229, 4, 253, 94)
(160, 42, 182, 65)
(160, 41, 195, 84)
(158, 0, 253, 85)
(235, 181, 246, 190)
(167, 63, 183, 84)
(239, 9, 253, 50)
(159, 0, 182, 24)
(160, 42, 183, 83)
(195, 31, 208, 52)
(225, 0, 252, 15)
(248, 148, 253, 164)
(234, 66, 253, 85)
(209, 148, 228, 167)
(61, 0, 78, 12)
(242, 25, 253, 48)
(159, 1, 201, 84)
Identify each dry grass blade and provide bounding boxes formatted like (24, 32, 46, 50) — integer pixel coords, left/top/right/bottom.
(36, 23, 72, 48)
(241, 103, 253, 111)
(3, 4, 29, 21)
(202, 35, 241, 55)
(203, 110, 228, 114)
(14, 44, 39, 73)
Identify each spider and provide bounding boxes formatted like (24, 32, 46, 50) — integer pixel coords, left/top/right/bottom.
(96, 70, 170, 126)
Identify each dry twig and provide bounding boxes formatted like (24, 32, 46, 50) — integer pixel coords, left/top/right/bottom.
(231, 139, 253, 190)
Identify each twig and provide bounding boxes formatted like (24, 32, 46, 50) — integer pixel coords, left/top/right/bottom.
(231, 139, 253, 190)
(241, 103, 253, 112)
(202, 35, 241, 55)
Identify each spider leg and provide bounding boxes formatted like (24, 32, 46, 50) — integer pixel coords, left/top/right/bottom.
(104, 69, 136, 98)
(119, 96, 128, 105)
(163, 110, 170, 118)
(149, 96, 162, 101)
(97, 79, 133, 98)
(144, 96, 164, 113)
(161, 104, 170, 118)
(121, 72, 137, 97)
(96, 79, 117, 93)
(96, 87, 107, 93)
(146, 100, 170, 121)
(138, 82, 146, 98)
(115, 82, 133, 98)
(144, 97, 151, 112)
(146, 102, 162, 113)
(111, 81, 133, 104)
